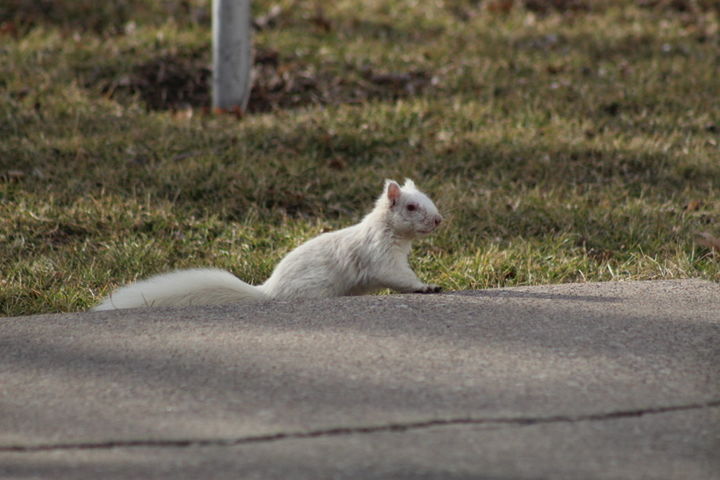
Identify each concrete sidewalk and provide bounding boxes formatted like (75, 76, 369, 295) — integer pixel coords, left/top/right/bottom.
(1, 279, 718, 479)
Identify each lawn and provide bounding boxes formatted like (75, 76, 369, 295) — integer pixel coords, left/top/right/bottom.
(1, 0, 718, 316)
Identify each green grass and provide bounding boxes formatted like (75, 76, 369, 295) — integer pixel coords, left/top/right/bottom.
(1, 0, 719, 316)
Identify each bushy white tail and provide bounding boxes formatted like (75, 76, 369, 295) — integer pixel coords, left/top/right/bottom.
(92, 268, 268, 311)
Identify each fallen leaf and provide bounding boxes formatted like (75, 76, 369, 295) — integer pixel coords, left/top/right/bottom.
(309, 8, 332, 32)
(328, 157, 347, 170)
(254, 5, 282, 30)
(546, 63, 565, 74)
(173, 104, 193, 120)
(0, 21, 19, 37)
(486, 0, 515, 14)
(3, 170, 25, 182)
(230, 105, 244, 119)
(695, 232, 720, 254)
(684, 200, 702, 212)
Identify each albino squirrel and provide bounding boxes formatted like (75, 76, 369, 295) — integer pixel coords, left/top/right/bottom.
(93, 178, 443, 311)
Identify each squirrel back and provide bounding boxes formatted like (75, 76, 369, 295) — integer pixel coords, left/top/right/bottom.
(93, 178, 442, 311)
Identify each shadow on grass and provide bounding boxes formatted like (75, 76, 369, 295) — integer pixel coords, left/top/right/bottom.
(5, 112, 716, 222)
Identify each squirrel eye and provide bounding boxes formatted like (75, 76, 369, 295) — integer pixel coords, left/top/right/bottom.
(406, 204, 417, 211)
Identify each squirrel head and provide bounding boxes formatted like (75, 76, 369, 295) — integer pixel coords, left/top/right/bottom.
(378, 178, 443, 238)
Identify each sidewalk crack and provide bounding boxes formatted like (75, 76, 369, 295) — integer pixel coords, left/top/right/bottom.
(2, 399, 718, 453)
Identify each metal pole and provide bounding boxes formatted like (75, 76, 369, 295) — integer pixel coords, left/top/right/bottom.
(212, 0, 252, 111)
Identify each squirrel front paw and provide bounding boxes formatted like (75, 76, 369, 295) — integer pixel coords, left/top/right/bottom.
(414, 284, 442, 294)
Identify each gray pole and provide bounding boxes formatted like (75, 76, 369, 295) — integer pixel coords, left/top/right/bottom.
(212, 0, 252, 111)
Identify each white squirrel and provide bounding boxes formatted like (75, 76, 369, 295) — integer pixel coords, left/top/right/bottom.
(93, 178, 443, 311)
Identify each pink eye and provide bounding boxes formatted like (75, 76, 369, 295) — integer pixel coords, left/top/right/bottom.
(406, 204, 417, 211)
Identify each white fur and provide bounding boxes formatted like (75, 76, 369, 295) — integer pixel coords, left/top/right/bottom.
(93, 179, 442, 311)
(92, 268, 268, 310)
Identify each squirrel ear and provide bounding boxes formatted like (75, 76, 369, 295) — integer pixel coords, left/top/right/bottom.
(385, 180, 401, 205)
(403, 178, 416, 190)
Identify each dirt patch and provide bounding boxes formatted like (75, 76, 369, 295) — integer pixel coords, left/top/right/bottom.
(1, 0, 208, 33)
(95, 48, 211, 111)
(88, 47, 435, 113)
(83, 49, 435, 112)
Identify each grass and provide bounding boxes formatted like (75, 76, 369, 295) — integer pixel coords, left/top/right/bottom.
(1, 0, 719, 316)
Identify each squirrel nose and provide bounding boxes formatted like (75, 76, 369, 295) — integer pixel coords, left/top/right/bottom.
(434, 215, 443, 227)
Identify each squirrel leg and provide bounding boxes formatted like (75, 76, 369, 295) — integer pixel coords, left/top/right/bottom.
(413, 283, 442, 294)
(377, 265, 441, 294)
